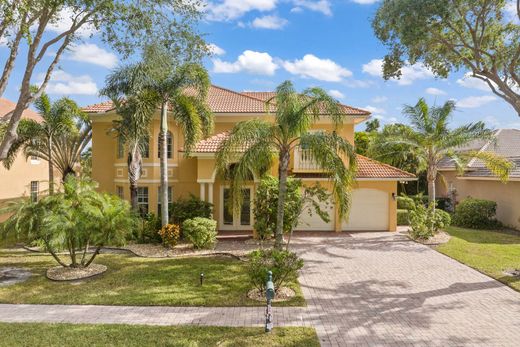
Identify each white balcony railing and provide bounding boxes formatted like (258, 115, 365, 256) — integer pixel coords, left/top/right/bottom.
(294, 147, 320, 171)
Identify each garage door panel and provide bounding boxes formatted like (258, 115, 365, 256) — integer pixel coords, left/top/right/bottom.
(296, 198, 335, 231)
(342, 188, 389, 231)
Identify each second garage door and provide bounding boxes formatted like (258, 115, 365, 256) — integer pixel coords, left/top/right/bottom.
(342, 188, 389, 231)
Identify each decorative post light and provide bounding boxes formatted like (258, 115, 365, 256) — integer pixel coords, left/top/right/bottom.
(265, 270, 275, 333)
(200, 273, 204, 286)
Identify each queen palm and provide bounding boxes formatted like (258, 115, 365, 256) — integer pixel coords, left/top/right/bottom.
(3, 92, 82, 194)
(101, 45, 212, 225)
(371, 98, 512, 203)
(216, 81, 357, 249)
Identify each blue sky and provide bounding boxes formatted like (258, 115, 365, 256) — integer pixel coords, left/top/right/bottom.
(2, 0, 519, 130)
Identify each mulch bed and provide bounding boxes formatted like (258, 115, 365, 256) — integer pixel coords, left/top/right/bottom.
(46, 264, 107, 281)
(247, 287, 296, 302)
(123, 241, 257, 259)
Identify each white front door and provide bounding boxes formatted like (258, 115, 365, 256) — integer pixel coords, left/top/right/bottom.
(220, 187, 253, 230)
(342, 188, 389, 231)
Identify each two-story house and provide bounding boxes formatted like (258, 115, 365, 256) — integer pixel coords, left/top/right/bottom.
(83, 85, 415, 232)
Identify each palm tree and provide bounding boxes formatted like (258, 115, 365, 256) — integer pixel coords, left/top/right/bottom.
(101, 45, 212, 225)
(370, 98, 512, 203)
(2, 92, 82, 194)
(216, 81, 357, 249)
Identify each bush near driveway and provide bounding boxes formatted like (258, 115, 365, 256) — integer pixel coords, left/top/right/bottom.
(409, 203, 451, 240)
(452, 197, 501, 229)
(182, 217, 218, 249)
(397, 209, 410, 225)
(248, 249, 304, 293)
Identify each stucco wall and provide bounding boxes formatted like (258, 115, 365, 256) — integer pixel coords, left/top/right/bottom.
(437, 171, 520, 230)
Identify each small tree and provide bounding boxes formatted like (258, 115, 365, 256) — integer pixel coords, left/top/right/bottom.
(1, 176, 136, 268)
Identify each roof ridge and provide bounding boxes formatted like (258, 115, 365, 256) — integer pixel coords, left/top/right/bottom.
(356, 154, 416, 177)
(211, 85, 269, 104)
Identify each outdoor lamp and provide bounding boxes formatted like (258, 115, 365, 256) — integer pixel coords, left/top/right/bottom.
(392, 192, 396, 201)
(266, 271, 275, 302)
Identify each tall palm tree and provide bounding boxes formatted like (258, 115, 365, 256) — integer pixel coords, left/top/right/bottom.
(101, 45, 212, 225)
(370, 98, 512, 203)
(216, 81, 357, 249)
(3, 92, 82, 194)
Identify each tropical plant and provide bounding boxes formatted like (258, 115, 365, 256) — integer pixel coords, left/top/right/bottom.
(369, 98, 512, 203)
(158, 223, 181, 248)
(0, 0, 208, 161)
(169, 194, 213, 225)
(216, 80, 357, 249)
(373, 0, 520, 116)
(253, 175, 330, 247)
(182, 217, 217, 249)
(100, 44, 213, 226)
(247, 249, 304, 293)
(409, 202, 451, 240)
(101, 90, 155, 211)
(2, 92, 83, 193)
(1, 176, 136, 268)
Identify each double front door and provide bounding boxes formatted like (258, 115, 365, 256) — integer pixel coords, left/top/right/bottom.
(220, 187, 252, 230)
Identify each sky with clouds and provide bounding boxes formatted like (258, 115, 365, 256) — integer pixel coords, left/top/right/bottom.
(1, 0, 519, 130)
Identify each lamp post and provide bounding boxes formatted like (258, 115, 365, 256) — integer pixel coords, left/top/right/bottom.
(265, 270, 274, 333)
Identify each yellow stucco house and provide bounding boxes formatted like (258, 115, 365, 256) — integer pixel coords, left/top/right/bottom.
(0, 98, 50, 221)
(84, 85, 415, 232)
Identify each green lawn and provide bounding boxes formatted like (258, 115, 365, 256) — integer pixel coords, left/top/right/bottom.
(0, 250, 305, 306)
(0, 323, 319, 347)
(437, 226, 520, 291)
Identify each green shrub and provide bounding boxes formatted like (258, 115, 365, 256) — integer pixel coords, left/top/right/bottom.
(169, 194, 213, 225)
(409, 203, 451, 240)
(397, 209, 410, 225)
(253, 175, 330, 240)
(158, 223, 181, 248)
(138, 213, 162, 243)
(182, 217, 218, 249)
(247, 249, 304, 293)
(397, 196, 415, 210)
(452, 198, 500, 229)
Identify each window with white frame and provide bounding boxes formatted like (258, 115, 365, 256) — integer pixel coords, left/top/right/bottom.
(137, 187, 149, 216)
(30, 181, 39, 202)
(158, 131, 173, 159)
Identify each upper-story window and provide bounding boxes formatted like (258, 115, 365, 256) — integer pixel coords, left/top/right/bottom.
(158, 131, 173, 159)
(117, 136, 124, 159)
(141, 138, 149, 159)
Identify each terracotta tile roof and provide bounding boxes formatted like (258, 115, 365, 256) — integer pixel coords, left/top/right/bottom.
(186, 131, 415, 180)
(0, 98, 42, 122)
(82, 85, 370, 116)
(356, 154, 416, 179)
(241, 91, 371, 116)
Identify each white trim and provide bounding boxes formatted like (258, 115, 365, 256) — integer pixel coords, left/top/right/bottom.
(189, 153, 215, 158)
(219, 185, 254, 231)
(113, 179, 179, 183)
(458, 176, 520, 181)
(197, 179, 214, 183)
(114, 163, 178, 168)
(200, 183, 206, 201)
(298, 177, 417, 182)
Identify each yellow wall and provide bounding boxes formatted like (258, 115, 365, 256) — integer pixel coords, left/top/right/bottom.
(90, 110, 398, 232)
(437, 171, 520, 230)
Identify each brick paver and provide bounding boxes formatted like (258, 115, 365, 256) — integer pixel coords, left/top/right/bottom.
(1, 231, 519, 346)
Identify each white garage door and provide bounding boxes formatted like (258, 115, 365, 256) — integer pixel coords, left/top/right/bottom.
(342, 188, 389, 231)
(296, 198, 335, 231)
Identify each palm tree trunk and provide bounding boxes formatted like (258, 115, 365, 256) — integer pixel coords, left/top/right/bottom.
(48, 135, 54, 194)
(159, 100, 169, 227)
(275, 148, 290, 249)
(427, 165, 437, 205)
(128, 144, 142, 212)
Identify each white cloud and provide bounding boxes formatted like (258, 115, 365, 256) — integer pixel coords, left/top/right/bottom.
(67, 43, 117, 69)
(455, 95, 497, 108)
(364, 105, 386, 114)
(291, 0, 332, 16)
(425, 87, 446, 95)
(283, 54, 352, 82)
(351, 0, 379, 4)
(208, 43, 225, 56)
(206, 0, 278, 21)
(328, 89, 345, 99)
(371, 96, 388, 103)
(456, 73, 493, 92)
(44, 70, 98, 95)
(251, 15, 288, 29)
(362, 58, 433, 85)
(46, 7, 97, 38)
(213, 50, 278, 75)
(345, 79, 374, 88)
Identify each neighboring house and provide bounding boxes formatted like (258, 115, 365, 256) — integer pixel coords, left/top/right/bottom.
(437, 129, 520, 229)
(0, 98, 49, 221)
(83, 85, 415, 232)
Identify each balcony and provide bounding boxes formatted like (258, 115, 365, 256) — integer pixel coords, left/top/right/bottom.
(293, 146, 321, 172)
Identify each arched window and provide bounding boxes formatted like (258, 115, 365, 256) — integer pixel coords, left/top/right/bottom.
(158, 131, 173, 159)
(117, 136, 124, 159)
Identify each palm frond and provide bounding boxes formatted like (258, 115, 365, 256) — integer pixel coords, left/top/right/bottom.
(454, 150, 513, 182)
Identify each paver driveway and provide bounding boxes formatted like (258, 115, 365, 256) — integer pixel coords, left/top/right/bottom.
(1, 231, 519, 346)
(292, 231, 520, 346)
